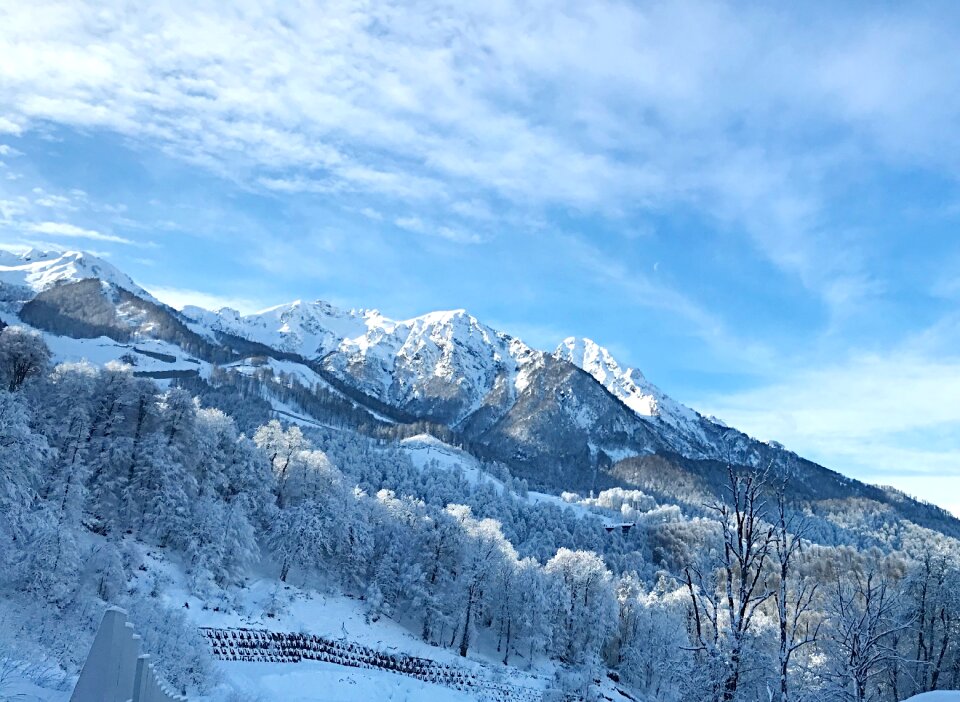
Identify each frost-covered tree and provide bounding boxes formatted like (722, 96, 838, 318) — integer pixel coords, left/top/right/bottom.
(253, 420, 309, 508)
(897, 549, 960, 697)
(544, 548, 615, 665)
(0, 326, 50, 391)
(446, 505, 515, 658)
(773, 495, 820, 702)
(0, 390, 48, 577)
(416, 505, 463, 644)
(616, 580, 692, 702)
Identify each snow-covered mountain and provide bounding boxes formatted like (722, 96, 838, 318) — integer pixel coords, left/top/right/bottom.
(184, 300, 542, 425)
(556, 337, 698, 426)
(183, 299, 376, 359)
(4, 248, 959, 539)
(0, 248, 156, 301)
(187, 300, 711, 441)
(0, 248, 769, 477)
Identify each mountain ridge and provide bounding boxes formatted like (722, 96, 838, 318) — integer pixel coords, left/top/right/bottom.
(1, 248, 956, 538)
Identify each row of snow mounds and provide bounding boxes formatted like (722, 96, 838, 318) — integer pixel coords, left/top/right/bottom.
(199, 627, 576, 702)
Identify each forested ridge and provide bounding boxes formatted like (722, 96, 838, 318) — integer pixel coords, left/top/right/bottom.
(1, 323, 959, 702)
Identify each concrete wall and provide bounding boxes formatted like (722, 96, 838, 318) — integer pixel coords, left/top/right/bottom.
(70, 607, 188, 702)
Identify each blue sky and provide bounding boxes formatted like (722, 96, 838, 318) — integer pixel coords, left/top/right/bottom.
(2, 0, 960, 512)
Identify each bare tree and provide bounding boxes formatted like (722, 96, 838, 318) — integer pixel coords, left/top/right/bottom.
(773, 493, 820, 702)
(685, 467, 775, 702)
(903, 549, 959, 697)
(825, 570, 911, 702)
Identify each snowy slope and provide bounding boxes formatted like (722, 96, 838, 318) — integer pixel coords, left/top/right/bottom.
(331, 309, 538, 420)
(213, 661, 476, 702)
(401, 433, 497, 488)
(400, 434, 605, 520)
(556, 337, 697, 424)
(135, 549, 566, 702)
(0, 249, 156, 301)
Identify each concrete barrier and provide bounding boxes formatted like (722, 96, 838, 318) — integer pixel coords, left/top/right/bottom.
(70, 607, 187, 702)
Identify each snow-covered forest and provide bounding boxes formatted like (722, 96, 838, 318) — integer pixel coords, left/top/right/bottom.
(1, 322, 960, 702)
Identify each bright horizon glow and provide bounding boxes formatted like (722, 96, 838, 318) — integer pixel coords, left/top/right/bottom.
(1, 1, 959, 514)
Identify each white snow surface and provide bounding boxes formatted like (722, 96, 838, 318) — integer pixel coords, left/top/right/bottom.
(903, 694, 960, 701)
(214, 661, 475, 702)
(401, 434, 504, 490)
(0, 249, 156, 301)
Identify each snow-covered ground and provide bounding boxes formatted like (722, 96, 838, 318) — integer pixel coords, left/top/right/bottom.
(131, 548, 562, 702)
(212, 660, 475, 702)
(0, 678, 70, 702)
(401, 434, 505, 491)
(43, 334, 204, 376)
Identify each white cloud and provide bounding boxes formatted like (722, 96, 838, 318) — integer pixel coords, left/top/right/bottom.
(395, 216, 483, 244)
(698, 346, 960, 516)
(0, 117, 22, 135)
(357, 207, 383, 221)
(701, 352, 960, 444)
(147, 285, 266, 315)
(34, 193, 76, 210)
(394, 216, 427, 234)
(0, 197, 29, 221)
(877, 475, 960, 518)
(24, 221, 133, 244)
(1, 1, 957, 269)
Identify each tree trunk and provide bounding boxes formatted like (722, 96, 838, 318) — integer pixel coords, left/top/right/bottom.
(459, 587, 474, 658)
(503, 618, 512, 665)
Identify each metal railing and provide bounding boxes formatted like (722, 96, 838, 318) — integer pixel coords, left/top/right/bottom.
(70, 607, 187, 702)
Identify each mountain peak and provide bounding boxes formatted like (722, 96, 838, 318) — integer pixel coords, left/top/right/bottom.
(556, 336, 702, 433)
(558, 337, 635, 385)
(0, 248, 156, 302)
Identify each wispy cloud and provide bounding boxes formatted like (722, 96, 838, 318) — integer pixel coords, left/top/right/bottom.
(697, 344, 960, 494)
(24, 221, 133, 245)
(3, 1, 959, 261)
(559, 233, 777, 373)
(0, 117, 22, 135)
(146, 285, 267, 315)
(394, 216, 484, 244)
